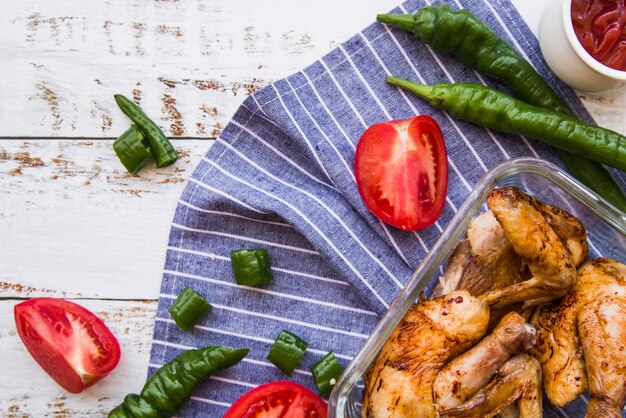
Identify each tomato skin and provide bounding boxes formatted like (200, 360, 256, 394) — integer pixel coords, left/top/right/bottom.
(354, 115, 448, 231)
(14, 298, 121, 393)
(224, 381, 327, 418)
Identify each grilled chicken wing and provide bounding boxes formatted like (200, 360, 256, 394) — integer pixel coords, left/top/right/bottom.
(483, 187, 587, 308)
(578, 296, 626, 418)
(362, 290, 490, 418)
(436, 211, 531, 330)
(438, 353, 543, 418)
(530, 258, 626, 409)
(438, 211, 530, 297)
(432, 312, 537, 410)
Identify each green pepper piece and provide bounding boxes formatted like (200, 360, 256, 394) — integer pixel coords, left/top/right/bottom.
(168, 286, 213, 332)
(113, 125, 153, 174)
(230, 249, 273, 286)
(378, 5, 626, 212)
(386, 77, 626, 172)
(114, 94, 178, 168)
(311, 352, 343, 396)
(267, 330, 307, 376)
(107, 346, 249, 418)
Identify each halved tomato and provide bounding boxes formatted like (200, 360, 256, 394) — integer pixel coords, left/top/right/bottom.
(354, 115, 448, 231)
(224, 381, 327, 418)
(14, 298, 121, 393)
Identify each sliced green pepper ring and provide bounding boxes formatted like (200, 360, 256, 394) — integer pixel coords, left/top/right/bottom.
(113, 125, 153, 174)
(230, 249, 273, 286)
(267, 330, 307, 376)
(311, 351, 343, 396)
(168, 286, 213, 332)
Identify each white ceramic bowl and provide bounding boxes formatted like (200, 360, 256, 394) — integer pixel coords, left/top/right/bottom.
(538, 0, 626, 92)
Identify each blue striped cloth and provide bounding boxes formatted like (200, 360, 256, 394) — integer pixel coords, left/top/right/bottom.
(149, 0, 624, 416)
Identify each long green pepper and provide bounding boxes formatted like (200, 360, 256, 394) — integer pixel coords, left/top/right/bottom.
(108, 346, 249, 418)
(114, 94, 178, 168)
(386, 78, 626, 172)
(378, 5, 571, 115)
(379, 5, 626, 212)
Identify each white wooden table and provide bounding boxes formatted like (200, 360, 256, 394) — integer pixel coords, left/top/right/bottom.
(1, 0, 625, 416)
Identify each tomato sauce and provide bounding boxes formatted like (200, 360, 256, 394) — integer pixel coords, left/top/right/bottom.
(571, 0, 626, 71)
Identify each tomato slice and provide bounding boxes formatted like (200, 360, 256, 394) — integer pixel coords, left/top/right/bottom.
(224, 381, 327, 418)
(14, 298, 121, 393)
(354, 115, 448, 231)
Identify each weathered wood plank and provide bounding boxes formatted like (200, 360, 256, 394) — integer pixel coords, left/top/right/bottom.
(5, 0, 622, 139)
(0, 299, 157, 418)
(0, 0, 400, 138)
(0, 140, 209, 300)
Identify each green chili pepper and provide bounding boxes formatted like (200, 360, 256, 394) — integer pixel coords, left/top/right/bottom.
(108, 346, 249, 418)
(311, 352, 343, 396)
(112, 125, 153, 174)
(168, 286, 212, 332)
(386, 77, 626, 172)
(558, 152, 626, 211)
(378, 5, 571, 116)
(267, 330, 307, 376)
(379, 5, 626, 212)
(230, 249, 273, 286)
(114, 94, 178, 168)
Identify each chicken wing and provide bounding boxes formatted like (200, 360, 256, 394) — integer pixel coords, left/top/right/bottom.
(437, 211, 530, 297)
(578, 296, 626, 417)
(438, 353, 543, 418)
(483, 187, 587, 308)
(529, 257, 626, 408)
(362, 290, 490, 418)
(436, 211, 531, 330)
(432, 312, 537, 410)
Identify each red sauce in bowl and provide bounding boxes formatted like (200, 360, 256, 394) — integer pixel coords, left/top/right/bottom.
(571, 0, 626, 71)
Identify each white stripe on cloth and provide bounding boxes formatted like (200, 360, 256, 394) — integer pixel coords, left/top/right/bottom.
(199, 159, 395, 307)
(283, 77, 356, 183)
(155, 315, 356, 359)
(204, 147, 404, 290)
(172, 218, 319, 254)
(167, 245, 350, 286)
(299, 70, 357, 151)
(270, 83, 336, 187)
(229, 119, 337, 191)
(178, 200, 292, 228)
(163, 269, 378, 315)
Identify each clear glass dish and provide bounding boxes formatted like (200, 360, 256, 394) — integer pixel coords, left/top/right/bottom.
(328, 157, 626, 418)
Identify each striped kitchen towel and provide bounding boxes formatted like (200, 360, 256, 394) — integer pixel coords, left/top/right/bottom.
(149, 0, 624, 416)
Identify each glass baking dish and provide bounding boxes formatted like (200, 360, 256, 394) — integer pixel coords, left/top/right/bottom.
(328, 157, 626, 418)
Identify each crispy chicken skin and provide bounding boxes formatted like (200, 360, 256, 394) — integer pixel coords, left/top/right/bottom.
(439, 211, 530, 298)
(530, 258, 626, 408)
(438, 353, 543, 418)
(362, 290, 489, 418)
(438, 211, 530, 330)
(578, 297, 626, 418)
(483, 187, 587, 308)
(432, 312, 537, 410)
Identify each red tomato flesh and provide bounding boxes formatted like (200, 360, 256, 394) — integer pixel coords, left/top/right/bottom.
(14, 298, 121, 393)
(354, 115, 448, 231)
(224, 381, 327, 418)
(572, 0, 626, 71)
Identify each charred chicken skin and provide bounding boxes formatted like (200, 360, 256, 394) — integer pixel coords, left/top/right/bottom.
(362, 296, 540, 418)
(363, 188, 625, 418)
(482, 187, 587, 309)
(362, 291, 490, 418)
(530, 257, 626, 415)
